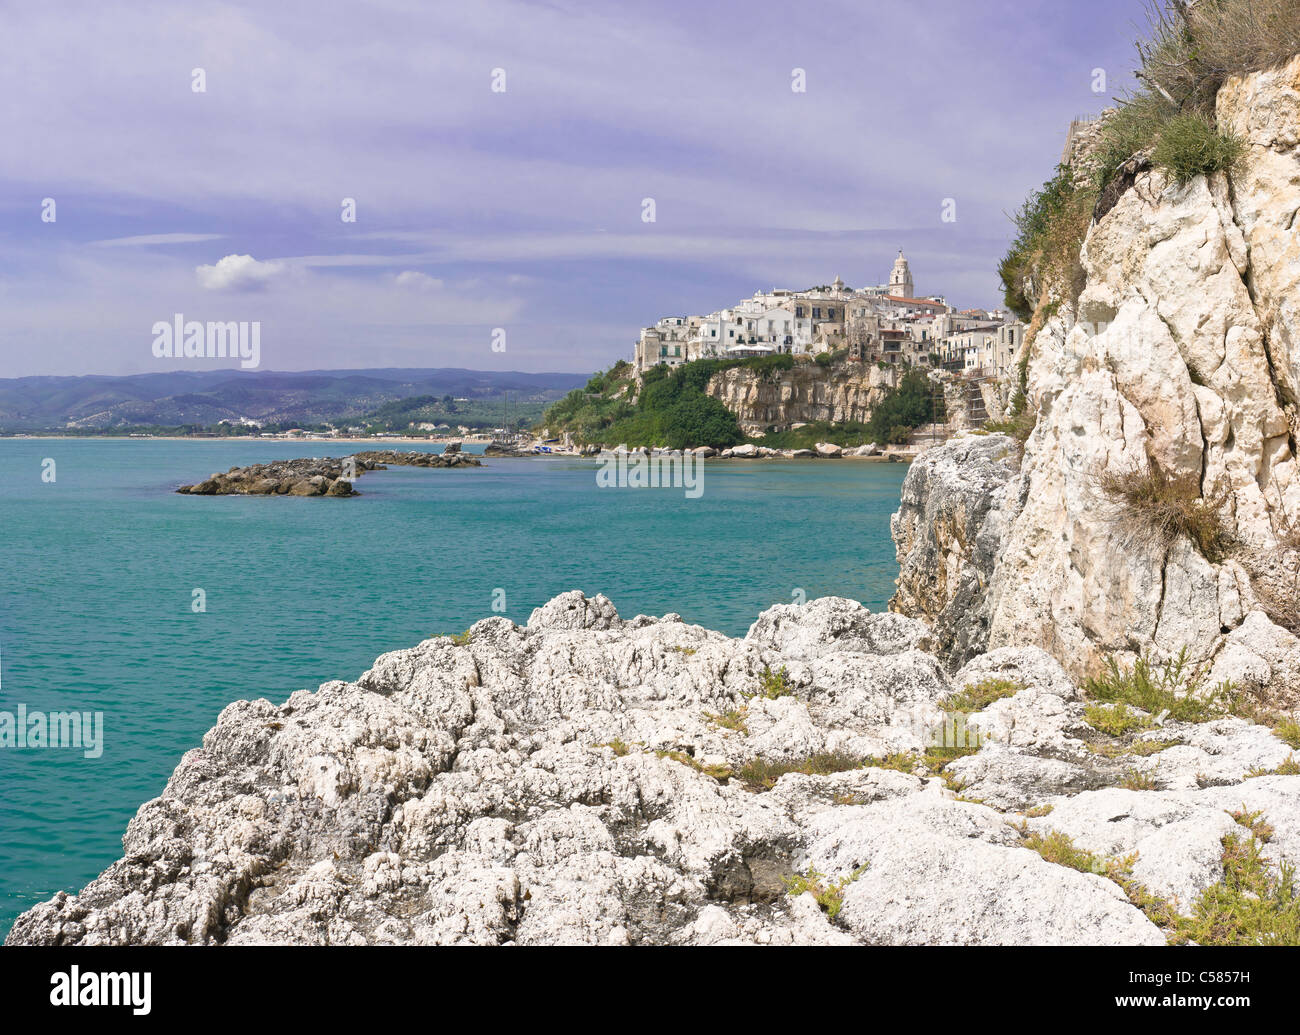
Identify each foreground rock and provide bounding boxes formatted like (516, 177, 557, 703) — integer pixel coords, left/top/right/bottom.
(176, 450, 481, 497)
(10, 592, 1297, 946)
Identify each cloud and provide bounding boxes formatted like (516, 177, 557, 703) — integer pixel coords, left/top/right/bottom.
(92, 233, 226, 248)
(195, 254, 286, 291)
(393, 270, 445, 292)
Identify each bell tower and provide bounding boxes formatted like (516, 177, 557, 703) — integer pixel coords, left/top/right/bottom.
(889, 249, 914, 299)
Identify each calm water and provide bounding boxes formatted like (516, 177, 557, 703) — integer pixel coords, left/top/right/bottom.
(0, 438, 907, 935)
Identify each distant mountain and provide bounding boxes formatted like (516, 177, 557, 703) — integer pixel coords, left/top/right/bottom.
(0, 368, 588, 431)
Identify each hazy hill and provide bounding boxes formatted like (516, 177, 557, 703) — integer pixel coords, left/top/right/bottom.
(0, 368, 587, 432)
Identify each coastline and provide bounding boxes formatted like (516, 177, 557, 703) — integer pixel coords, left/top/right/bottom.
(2, 434, 919, 462)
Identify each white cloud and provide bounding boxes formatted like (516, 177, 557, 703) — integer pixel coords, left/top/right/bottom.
(92, 233, 226, 248)
(393, 270, 444, 292)
(195, 254, 286, 291)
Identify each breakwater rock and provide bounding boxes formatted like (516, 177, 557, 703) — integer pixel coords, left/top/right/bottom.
(9, 591, 1298, 946)
(176, 449, 481, 497)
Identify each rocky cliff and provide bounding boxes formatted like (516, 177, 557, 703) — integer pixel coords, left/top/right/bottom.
(894, 55, 1300, 705)
(706, 359, 900, 436)
(9, 591, 1299, 946)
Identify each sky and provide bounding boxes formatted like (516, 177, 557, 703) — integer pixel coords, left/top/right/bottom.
(0, 0, 1152, 378)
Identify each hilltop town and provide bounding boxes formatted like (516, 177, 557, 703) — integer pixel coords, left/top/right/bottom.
(633, 251, 1025, 380)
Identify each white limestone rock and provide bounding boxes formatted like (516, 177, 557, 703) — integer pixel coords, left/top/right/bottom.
(9, 590, 1300, 948)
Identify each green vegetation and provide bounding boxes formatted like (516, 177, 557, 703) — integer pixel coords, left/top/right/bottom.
(999, 165, 1094, 321)
(783, 864, 869, 920)
(748, 420, 878, 451)
(1088, 737, 1176, 759)
(862, 369, 944, 445)
(704, 707, 750, 734)
(736, 751, 865, 791)
(982, 406, 1036, 448)
(1231, 808, 1274, 842)
(1085, 702, 1154, 737)
(357, 393, 540, 435)
(445, 629, 473, 646)
(940, 677, 1024, 714)
(1023, 831, 1109, 875)
(923, 743, 981, 767)
(541, 356, 800, 449)
(751, 665, 794, 700)
(653, 749, 733, 781)
(1153, 111, 1248, 185)
(536, 360, 640, 444)
(1099, 461, 1234, 562)
(1246, 755, 1300, 778)
(1273, 715, 1300, 750)
(998, 0, 1295, 322)
(1118, 767, 1160, 791)
(862, 752, 921, 775)
(1082, 649, 1239, 724)
(1175, 827, 1300, 945)
(545, 351, 940, 452)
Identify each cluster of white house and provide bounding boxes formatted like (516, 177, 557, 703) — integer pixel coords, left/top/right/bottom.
(633, 251, 1025, 379)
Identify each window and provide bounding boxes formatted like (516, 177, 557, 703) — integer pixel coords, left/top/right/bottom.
(795, 306, 805, 318)
(813, 307, 821, 319)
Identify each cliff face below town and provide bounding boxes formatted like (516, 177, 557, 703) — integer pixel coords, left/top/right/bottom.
(706, 360, 900, 435)
(893, 56, 1300, 703)
(10, 590, 1299, 946)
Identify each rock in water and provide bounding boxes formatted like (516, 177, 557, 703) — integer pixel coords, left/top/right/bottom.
(174, 451, 481, 498)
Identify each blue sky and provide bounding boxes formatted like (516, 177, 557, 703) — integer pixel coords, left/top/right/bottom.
(0, 0, 1149, 377)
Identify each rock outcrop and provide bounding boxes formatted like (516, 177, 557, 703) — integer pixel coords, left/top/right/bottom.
(706, 359, 900, 436)
(177, 450, 481, 497)
(9, 591, 1298, 946)
(893, 56, 1300, 704)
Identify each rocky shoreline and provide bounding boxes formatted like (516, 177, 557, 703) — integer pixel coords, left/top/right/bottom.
(175, 448, 482, 497)
(592, 442, 914, 462)
(8, 589, 1298, 946)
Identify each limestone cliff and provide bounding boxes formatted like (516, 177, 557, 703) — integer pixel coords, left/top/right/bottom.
(893, 56, 1300, 704)
(706, 359, 900, 436)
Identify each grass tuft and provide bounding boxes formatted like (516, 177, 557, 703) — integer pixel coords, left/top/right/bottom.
(941, 677, 1025, 714)
(750, 665, 794, 700)
(1153, 111, 1248, 186)
(1085, 702, 1154, 737)
(1023, 831, 1108, 875)
(736, 751, 866, 791)
(1083, 649, 1237, 724)
(1098, 461, 1234, 562)
(1175, 827, 1300, 945)
(704, 707, 750, 735)
(1118, 767, 1160, 791)
(783, 864, 869, 920)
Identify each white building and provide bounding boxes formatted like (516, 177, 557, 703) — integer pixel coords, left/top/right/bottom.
(630, 252, 1000, 374)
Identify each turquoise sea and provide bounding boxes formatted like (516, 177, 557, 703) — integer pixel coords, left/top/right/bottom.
(0, 438, 908, 935)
